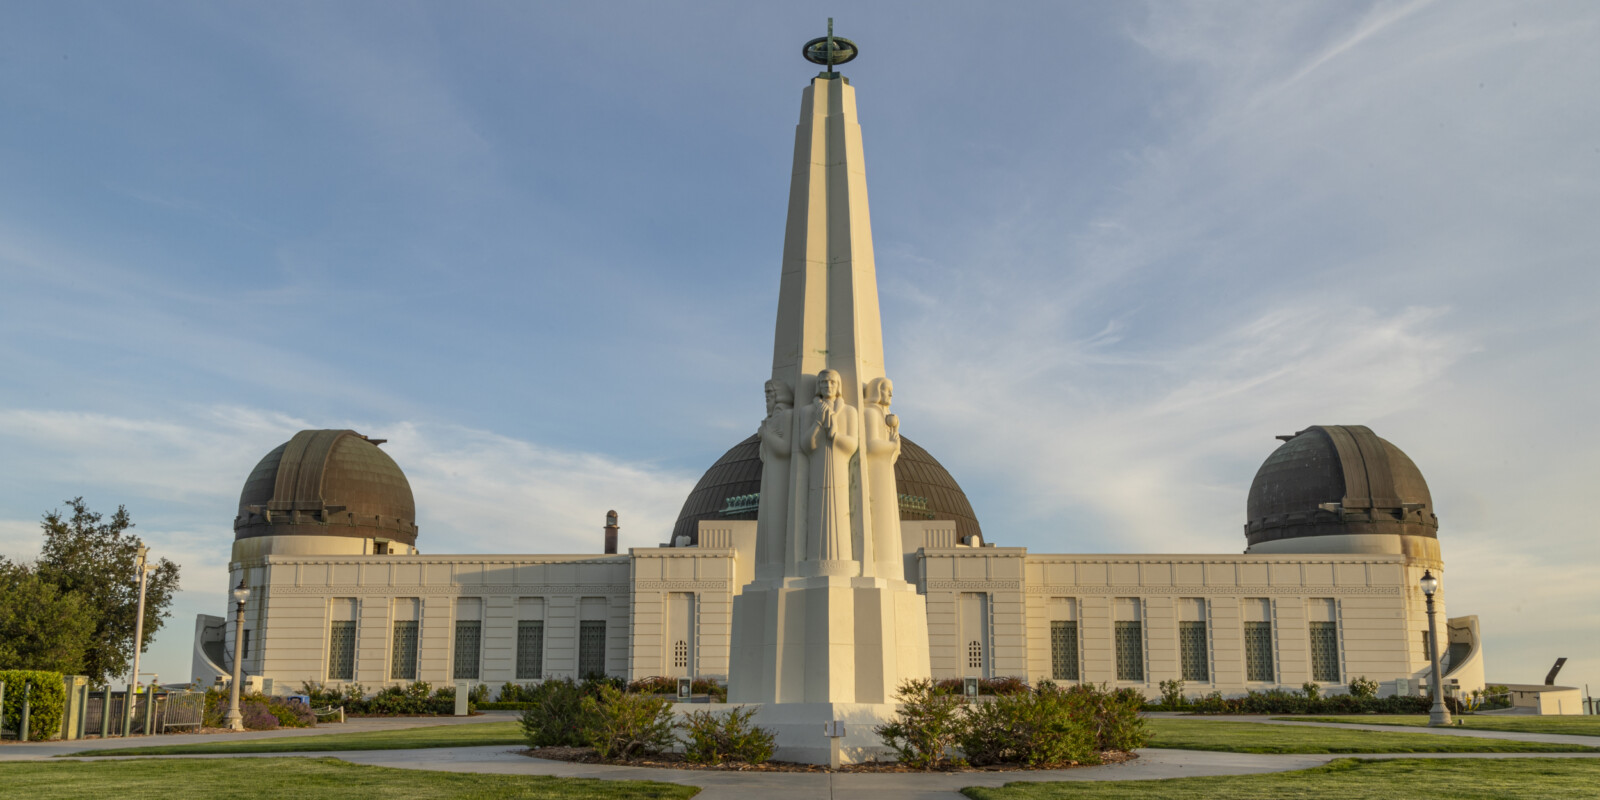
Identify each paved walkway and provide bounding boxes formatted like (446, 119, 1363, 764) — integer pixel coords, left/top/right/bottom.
(1144, 712, 1600, 748)
(0, 711, 520, 761)
(7, 713, 1599, 799)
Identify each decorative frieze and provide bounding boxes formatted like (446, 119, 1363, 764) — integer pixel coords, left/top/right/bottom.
(1022, 584, 1402, 596)
(269, 583, 630, 596)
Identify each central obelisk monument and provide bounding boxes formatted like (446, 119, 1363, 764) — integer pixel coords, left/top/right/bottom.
(727, 24, 931, 764)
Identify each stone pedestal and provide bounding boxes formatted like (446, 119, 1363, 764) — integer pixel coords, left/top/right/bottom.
(729, 575, 928, 723)
(747, 702, 902, 765)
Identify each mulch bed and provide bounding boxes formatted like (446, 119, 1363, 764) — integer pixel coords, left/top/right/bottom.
(522, 746, 1136, 773)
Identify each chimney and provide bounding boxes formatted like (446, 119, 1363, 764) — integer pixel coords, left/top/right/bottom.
(603, 510, 619, 554)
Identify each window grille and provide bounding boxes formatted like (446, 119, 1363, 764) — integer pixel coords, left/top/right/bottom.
(328, 620, 356, 681)
(1050, 620, 1079, 681)
(453, 620, 482, 680)
(578, 620, 607, 678)
(1421, 630, 1432, 661)
(1115, 621, 1144, 681)
(391, 620, 419, 680)
(1245, 621, 1275, 682)
(673, 640, 688, 669)
(967, 640, 983, 671)
(516, 620, 544, 680)
(242, 629, 251, 660)
(1179, 621, 1209, 682)
(1310, 621, 1340, 682)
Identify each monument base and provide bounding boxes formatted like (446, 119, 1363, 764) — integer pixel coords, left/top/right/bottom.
(747, 702, 902, 765)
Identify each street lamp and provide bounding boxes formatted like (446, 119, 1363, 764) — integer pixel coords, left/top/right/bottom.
(1420, 569, 1452, 727)
(224, 579, 251, 731)
(124, 545, 154, 737)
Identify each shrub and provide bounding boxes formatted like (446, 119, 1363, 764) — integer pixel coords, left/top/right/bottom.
(958, 683, 1097, 767)
(1071, 684, 1149, 752)
(580, 684, 677, 762)
(0, 670, 66, 739)
(1183, 688, 1431, 716)
(241, 699, 279, 730)
(520, 678, 589, 747)
(499, 682, 531, 703)
(875, 678, 967, 770)
(1349, 675, 1379, 700)
(627, 676, 677, 695)
(681, 706, 775, 765)
(468, 684, 490, 706)
(1159, 678, 1186, 708)
(267, 697, 316, 728)
(1302, 681, 1321, 701)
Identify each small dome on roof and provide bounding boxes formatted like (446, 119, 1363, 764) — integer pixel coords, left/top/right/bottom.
(672, 433, 982, 545)
(1245, 425, 1436, 551)
(235, 429, 417, 546)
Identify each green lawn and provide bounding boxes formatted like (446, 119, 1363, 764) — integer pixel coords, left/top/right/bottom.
(69, 721, 526, 756)
(962, 757, 1600, 799)
(4, 757, 697, 799)
(1145, 718, 1598, 754)
(1274, 714, 1600, 738)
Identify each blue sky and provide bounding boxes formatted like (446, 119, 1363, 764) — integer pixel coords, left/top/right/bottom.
(2, 2, 1596, 695)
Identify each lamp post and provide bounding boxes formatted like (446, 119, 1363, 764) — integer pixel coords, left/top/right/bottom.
(1420, 569, 1452, 727)
(224, 579, 251, 731)
(124, 545, 153, 736)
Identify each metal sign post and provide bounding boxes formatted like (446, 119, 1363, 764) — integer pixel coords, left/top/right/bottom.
(823, 720, 846, 770)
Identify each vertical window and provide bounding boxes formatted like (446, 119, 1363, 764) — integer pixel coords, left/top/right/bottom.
(968, 640, 984, 671)
(242, 629, 251, 660)
(391, 621, 419, 680)
(1114, 598, 1144, 682)
(1178, 597, 1208, 682)
(578, 620, 607, 677)
(1050, 620, 1079, 681)
(674, 640, 688, 669)
(1421, 630, 1432, 661)
(453, 620, 482, 680)
(328, 621, 356, 681)
(1180, 622, 1209, 682)
(516, 620, 544, 680)
(1115, 622, 1144, 681)
(1245, 622, 1275, 681)
(1310, 622, 1340, 682)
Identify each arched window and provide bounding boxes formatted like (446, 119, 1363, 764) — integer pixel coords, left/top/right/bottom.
(674, 640, 688, 669)
(968, 640, 983, 671)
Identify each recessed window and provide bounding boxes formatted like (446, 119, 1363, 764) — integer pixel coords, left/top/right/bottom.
(579, 620, 607, 678)
(391, 621, 419, 680)
(328, 620, 356, 681)
(517, 620, 544, 680)
(1050, 620, 1079, 681)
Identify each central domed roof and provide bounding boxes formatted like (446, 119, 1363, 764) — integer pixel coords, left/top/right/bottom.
(235, 429, 418, 545)
(672, 433, 981, 544)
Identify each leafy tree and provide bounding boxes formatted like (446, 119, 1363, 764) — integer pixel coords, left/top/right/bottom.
(0, 557, 95, 673)
(34, 498, 181, 685)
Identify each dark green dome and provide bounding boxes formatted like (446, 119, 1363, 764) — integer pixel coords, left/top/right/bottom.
(671, 434, 982, 545)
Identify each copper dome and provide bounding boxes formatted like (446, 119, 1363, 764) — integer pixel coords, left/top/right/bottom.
(1245, 425, 1436, 549)
(671, 433, 982, 544)
(234, 429, 418, 545)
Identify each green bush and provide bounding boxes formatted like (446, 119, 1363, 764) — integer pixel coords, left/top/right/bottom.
(932, 676, 1031, 697)
(1159, 678, 1186, 707)
(1349, 675, 1379, 700)
(1181, 687, 1431, 715)
(958, 683, 1098, 767)
(520, 678, 590, 747)
(580, 684, 677, 762)
(626, 676, 728, 702)
(681, 706, 775, 765)
(0, 670, 66, 739)
(875, 678, 968, 770)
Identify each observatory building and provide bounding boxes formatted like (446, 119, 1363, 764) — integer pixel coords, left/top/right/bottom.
(192, 32, 1485, 758)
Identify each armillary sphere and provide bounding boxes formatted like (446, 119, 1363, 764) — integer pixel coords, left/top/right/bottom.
(803, 18, 858, 70)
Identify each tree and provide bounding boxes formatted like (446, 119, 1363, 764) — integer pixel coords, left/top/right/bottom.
(0, 556, 96, 673)
(34, 498, 181, 685)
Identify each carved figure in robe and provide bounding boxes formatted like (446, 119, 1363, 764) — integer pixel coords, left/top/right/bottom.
(801, 369, 858, 564)
(755, 379, 795, 576)
(863, 377, 903, 580)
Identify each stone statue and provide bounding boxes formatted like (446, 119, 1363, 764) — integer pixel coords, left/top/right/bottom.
(863, 377, 903, 579)
(802, 369, 858, 567)
(756, 379, 794, 577)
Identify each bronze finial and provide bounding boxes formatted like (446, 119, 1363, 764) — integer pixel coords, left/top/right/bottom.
(802, 17, 858, 73)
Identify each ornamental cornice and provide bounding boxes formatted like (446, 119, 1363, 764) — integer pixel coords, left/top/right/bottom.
(267, 583, 630, 596)
(258, 555, 629, 567)
(1022, 584, 1402, 596)
(1020, 554, 1406, 565)
(634, 581, 730, 592)
(925, 580, 1024, 591)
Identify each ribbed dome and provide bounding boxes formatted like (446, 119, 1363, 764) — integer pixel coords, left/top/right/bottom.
(235, 429, 418, 546)
(671, 433, 982, 545)
(1245, 425, 1436, 549)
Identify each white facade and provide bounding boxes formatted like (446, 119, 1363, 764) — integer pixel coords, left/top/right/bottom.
(196, 518, 1476, 700)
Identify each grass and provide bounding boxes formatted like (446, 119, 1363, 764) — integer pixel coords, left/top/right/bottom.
(1145, 718, 1599, 754)
(1273, 714, 1600, 738)
(960, 757, 1600, 799)
(69, 721, 526, 756)
(3, 757, 697, 799)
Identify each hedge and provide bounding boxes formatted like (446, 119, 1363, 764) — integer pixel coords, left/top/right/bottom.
(0, 670, 66, 740)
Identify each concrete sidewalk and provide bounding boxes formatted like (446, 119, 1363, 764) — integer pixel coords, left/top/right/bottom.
(0, 711, 519, 761)
(1144, 712, 1600, 747)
